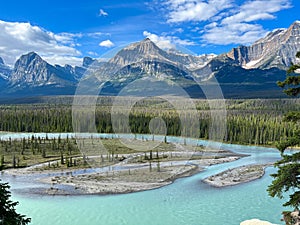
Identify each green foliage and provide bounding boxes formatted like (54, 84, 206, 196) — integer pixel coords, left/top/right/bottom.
(0, 100, 299, 147)
(0, 155, 4, 170)
(0, 180, 31, 225)
(268, 161, 300, 208)
(268, 52, 300, 212)
(0, 137, 81, 170)
(283, 111, 300, 123)
(277, 52, 300, 96)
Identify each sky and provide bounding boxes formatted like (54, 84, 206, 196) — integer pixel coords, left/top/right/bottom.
(0, 0, 299, 66)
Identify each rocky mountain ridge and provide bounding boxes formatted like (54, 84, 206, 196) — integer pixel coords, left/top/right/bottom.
(0, 21, 299, 98)
(227, 21, 300, 69)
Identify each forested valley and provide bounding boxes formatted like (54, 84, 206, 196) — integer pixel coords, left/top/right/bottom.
(0, 98, 299, 146)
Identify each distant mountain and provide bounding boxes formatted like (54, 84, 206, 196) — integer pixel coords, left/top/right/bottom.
(83, 56, 97, 68)
(93, 37, 288, 98)
(227, 21, 300, 69)
(0, 57, 11, 90)
(83, 38, 217, 96)
(9, 52, 78, 87)
(195, 55, 286, 98)
(1, 21, 300, 99)
(109, 38, 214, 71)
(0, 52, 89, 96)
(0, 57, 11, 80)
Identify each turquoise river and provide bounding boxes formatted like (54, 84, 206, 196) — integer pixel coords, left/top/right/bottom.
(0, 133, 291, 225)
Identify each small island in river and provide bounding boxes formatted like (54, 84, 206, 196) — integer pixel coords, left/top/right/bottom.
(203, 163, 273, 187)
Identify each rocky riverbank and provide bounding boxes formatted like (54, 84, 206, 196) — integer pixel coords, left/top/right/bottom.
(39, 156, 240, 195)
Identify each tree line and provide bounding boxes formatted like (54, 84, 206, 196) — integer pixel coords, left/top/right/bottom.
(0, 100, 299, 146)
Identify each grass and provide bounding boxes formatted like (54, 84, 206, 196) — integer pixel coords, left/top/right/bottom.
(0, 136, 207, 171)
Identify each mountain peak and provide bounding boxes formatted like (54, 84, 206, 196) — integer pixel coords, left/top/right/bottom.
(27, 51, 38, 56)
(10, 51, 78, 87)
(13, 52, 44, 71)
(18, 52, 43, 64)
(123, 38, 159, 52)
(109, 38, 168, 68)
(11, 52, 50, 85)
(83, 57, 96, 68)
(293, 20, 300, 26)
(141, 37, 152, 42)
(289, 20, 300, 31)
(25, 51, 40, 58)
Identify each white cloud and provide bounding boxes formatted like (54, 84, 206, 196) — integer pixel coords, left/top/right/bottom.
(86, 32, 108, 38)
(165, 0, 234, 23)
(42, 55, 83, 67)
(99, 9, 108, 17)
(174, 28, 184, 33)
(99, 40, 115, 48)
(163, 0, 292, 46)
(202, 22, 267, 45)
(0, 20, 81, 66)
(202, 0, 292, 45)
(222, 0, 291, 25)
(53, 32, 83, 44)
(143, 31, 174, 49)
(87, 51, 99, 57)
(143, 31, 195, 50)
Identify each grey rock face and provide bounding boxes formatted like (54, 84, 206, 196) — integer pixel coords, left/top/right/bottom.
(0, 57, 12, 80)
(109, 38, 170, 68)
(109, 38, 215, 75)
(83, 57, 97, 68)
(10, 52, 77, 87)
(11, 52, 49, 84)
(227, 21, 300, 69)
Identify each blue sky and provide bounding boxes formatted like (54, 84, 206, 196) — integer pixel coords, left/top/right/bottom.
(0, 0, 299, 66)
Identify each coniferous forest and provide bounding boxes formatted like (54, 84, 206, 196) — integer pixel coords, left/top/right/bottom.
(0, 98, 299, 146)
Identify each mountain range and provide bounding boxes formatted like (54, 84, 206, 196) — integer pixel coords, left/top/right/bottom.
(1, 21, 300, 99)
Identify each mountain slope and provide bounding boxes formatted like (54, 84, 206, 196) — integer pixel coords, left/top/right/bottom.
(109, 38, 214, 71)
(0, 57, 11, 80)
(188, 54, 287, 98)
(227, 21, 300, 69)
(10, 52, 77, 87)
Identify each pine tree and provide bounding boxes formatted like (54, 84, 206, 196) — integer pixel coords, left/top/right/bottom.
(60, 151, 64, 164)
(42, 148, 46, 158)
(12, 155, 16, 168)
(0, 155, 4, 170)
(268, 52, 300, 224)
(0, 180, 31, 225)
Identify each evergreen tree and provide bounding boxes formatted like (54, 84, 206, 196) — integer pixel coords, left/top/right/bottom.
(0, 155, 4, 170)
(0, 180, 31, 225)
(268, 52, 300, 223)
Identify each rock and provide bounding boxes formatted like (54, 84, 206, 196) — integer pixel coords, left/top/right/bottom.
(240, 219, 278, 225)
(283, 210, 300, 225)
(82, 57, 96, 68)
(0, 57, 12, 80)
(0, 57, 4, 65)
(203, 164, 266, 187)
